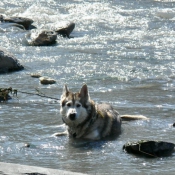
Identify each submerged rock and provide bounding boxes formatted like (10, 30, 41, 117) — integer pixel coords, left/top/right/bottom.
(26, 30, 57, 46)
(0, 15, 36, 30)
(55, 22, 75, 38)
(123, 140, 175, 157)
(0, 47, 24, 73)
(39, 76, 56, 85)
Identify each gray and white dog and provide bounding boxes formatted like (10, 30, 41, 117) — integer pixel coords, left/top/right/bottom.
(59, 84, 122, 140)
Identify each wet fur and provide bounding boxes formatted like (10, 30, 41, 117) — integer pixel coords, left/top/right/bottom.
(59, 84, 122, 140)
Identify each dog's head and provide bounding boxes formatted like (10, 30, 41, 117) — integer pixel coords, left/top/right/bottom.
(60, 84, 91, 127)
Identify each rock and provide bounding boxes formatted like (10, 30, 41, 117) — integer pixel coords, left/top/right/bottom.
(30, 73, 42, 78)
(173, 123, 175, 127)
(0, 22, 26, 30)
(26, 30, 57, 46)
(123, 140, 175, 157)
(55, 22, 75, 38)
(0, 47, 24, 73)
(24, 143, 30, 148)
(39, 76, 56, 85)
(0, 15, 36, 30)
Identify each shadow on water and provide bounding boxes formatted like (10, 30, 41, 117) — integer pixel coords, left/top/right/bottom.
(68, 134, 122, 150)
(69, 139, 107, 150)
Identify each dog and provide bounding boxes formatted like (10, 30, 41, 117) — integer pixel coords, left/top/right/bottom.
(58, 84, 122, 140)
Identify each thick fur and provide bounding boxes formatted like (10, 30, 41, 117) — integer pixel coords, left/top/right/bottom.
(59, 84, 122, 140)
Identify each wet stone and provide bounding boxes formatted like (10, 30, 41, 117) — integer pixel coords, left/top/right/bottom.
(26, 30, 57, 46)
(123, 140, 175, 157)
(39, 76, 56, 85)
(0, 15, 36, 30)
(24, 143, 30, 148)
(0, 47, 24, 73)
(30, 73, 42, 78)
(55, 22, 75, 38)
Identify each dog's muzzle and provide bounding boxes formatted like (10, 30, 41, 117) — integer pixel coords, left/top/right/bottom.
(69, 113, 76, 120)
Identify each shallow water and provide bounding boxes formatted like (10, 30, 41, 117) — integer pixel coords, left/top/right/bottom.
(1, 0, 175, 174)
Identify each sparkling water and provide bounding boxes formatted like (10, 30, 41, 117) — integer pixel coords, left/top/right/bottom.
(0, 0, 175, 174)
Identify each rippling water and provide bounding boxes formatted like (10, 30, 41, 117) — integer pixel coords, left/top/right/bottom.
(1, 0, 175, 174)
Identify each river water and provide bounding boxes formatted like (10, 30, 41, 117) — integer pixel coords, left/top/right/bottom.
(1, 0, 175, 174)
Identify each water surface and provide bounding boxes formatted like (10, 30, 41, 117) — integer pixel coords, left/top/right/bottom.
(0, 0, 175, 174)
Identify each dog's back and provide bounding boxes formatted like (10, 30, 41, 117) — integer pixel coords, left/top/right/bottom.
(81, 103, 121, 140)
(96, 103, 122, 138)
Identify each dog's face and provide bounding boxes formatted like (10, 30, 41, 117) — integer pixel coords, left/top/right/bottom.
(60, 84, 91, 127)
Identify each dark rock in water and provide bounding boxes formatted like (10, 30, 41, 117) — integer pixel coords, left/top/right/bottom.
(24, 143, 30, 148)
(0, 15, 3, 21)
(55, 22, 75, 38)
(26, 30, 57, 46)
(173, 123, 175, 127)
(0, 47, 24, 73)
(123, 140, 175, 157)
(0, 15, 36, 30)
(0, 22, 26, 30)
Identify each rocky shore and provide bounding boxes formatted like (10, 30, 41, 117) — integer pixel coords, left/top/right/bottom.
(0, 162, 87, 175)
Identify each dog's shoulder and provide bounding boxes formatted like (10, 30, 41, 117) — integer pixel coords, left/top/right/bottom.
(94, 103, 121, 139)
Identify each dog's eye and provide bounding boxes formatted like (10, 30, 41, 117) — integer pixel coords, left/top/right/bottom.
(76, 104, 81, 108)
(67, 103, 71, 107)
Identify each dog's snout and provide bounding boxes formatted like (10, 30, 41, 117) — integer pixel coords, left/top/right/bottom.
(69, 113, 76, 120)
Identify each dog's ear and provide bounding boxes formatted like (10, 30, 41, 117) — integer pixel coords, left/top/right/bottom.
(80, 84, 89, 99)
(62, 84, 69, 95)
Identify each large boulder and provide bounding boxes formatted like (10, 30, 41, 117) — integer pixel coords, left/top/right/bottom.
(55, 22, 75, 38)
(123, 140, 175, 157)
(0, 47, 24, 73)
(26, 30, 57, 46)
(0, 15, 36, 30)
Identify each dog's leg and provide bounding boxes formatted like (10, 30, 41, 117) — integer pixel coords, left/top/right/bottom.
(121, 115, 149, 121)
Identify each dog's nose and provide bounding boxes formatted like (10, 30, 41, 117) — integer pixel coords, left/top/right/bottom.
(69, 113, 76, 120)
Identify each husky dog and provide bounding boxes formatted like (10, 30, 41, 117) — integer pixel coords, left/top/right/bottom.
(59, 84, 122, 140)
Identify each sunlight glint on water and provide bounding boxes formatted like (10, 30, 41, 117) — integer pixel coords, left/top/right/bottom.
(1, 0, 175, 174)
